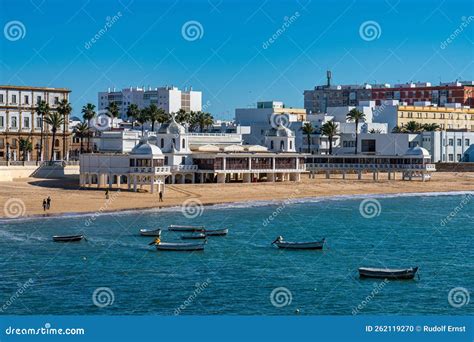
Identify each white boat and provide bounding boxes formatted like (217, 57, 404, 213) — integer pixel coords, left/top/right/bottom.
(168, 225, 204, 232)
(155, 242, 205, 251)
(181, 233, 207, 240)
(139, 228, 162, 237)
(272, 236, 325, 250)
(204, 228, 228, 236)
(359, 267, 419, 280)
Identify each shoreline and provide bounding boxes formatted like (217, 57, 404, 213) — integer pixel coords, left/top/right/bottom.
(1, 189, 473, 223)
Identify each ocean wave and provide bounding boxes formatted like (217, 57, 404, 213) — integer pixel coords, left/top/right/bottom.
(0, 190, 473, 223)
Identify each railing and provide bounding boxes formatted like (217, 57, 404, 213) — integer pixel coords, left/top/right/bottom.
(171, 165, 198, 171)
(131, 166, 171, 173)
(306, 163, 435, 171)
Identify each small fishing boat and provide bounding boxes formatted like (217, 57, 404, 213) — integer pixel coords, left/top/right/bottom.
(272, 236, 325, 250)
(358, 267, 419, 280)
(168, 225, 204, 232)
(155, 242, 205, 251)
(52, 235, 85, 242)
(181, 233, 207, 240)
(204, 228, 228, 236)
(139, 228, 162, 237)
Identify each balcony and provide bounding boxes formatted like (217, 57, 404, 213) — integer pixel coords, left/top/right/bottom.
(171, 165, 198, 172)
(130, 166, 171, 174)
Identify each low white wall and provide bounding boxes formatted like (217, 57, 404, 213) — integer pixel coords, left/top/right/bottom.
(0, 165, 80, 181)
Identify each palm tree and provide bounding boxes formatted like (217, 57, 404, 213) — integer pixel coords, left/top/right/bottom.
(423, 123, 440, 131)
(35, 100, 50, 162)
(106, 102, 120, 128)
(146, 104, 167, 131)
(81, 103, 96, 152)
(369, 128, 383, 134)
(392, 125, 404, 133)
(300, 122, 314, 153)
(195, 111, 214, 132)
(57, 99, 72, 160)
(74, 122, 89, 153)
(43, 112, 65, 161)
(175, 109, 190, 125)
(346, 108, 366, 154)
(136, 109, 149, 135)
(126, 104, 140, 128)
(19, 137, 33, 162)
(320, 120, 338, 155)
(404, 121, 423, 133)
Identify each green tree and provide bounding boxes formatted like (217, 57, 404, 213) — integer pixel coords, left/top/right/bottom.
(126, 104, 140, 128)
(19, 137, 33, 162)
(300, 122, 315, 153)
(392, 125, 403, 133)
(106, 102, 120, 128)
(346, 108, 366, 154)
(43, 112, 65, 161)
(35, 100, 50, 162)
(146, 104, 167, 131)
(175, 109, 190, 125)
(422, 123, 440, 131)
(81, 103, 96, 151)
(404, 121, 423, 133)
(320, 120, 339, 155)
(136, 109, 150, 134)
(195, 111, 214, 132)
(57, 99, 72, 160)
(74, 122, 89, 153)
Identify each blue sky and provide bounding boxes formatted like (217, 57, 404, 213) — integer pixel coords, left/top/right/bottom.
(1, 0, 473, 119)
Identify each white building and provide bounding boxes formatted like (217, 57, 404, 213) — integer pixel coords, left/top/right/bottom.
(98, 86, 202, 120)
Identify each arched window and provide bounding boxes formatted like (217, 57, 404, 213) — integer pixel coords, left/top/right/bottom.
(55, 139, 60, 147)
(182, 138, 185, 148)
(160, 138, 164, 148)
(290, 141, 293, 149)
(280, 141, 284, 150)
(270, 141, 274, 149)
(172, 138, 176, 147)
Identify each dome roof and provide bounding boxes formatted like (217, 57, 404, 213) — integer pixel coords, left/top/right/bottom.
(267, 125, 294, 137)
(157, 115, 186, 135)
(131, 141, 163, 156)
(405, 146, 430, 157)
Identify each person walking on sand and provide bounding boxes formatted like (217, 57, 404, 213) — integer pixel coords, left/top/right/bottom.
(105, 189, 109, 200)
(159, 191, 163, 202)
(42, 199, 47, 211)
(46, 196, 51, 210)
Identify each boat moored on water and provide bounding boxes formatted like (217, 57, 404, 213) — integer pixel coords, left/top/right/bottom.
(204, 228, 228, 236)
(358, 267, 419, 280)
(272, 236, 325, 250)
(52, 235, 85, 242)
(181, 233, 207, 240)
(168, 225, 205, 232)
(139, 228, 162, 236)
(154, 241, 205, 251)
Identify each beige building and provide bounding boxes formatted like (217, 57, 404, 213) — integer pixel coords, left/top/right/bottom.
(397, 105, 474, 131)
(0, 85, 71, 162)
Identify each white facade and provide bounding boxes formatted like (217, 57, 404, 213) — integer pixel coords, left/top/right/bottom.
(98, 86, 202, 120)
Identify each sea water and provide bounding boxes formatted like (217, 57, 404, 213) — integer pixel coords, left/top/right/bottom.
(0, 193, 472, 315)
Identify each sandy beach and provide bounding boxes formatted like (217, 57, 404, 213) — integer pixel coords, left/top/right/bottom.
(0, 172, 473, 219)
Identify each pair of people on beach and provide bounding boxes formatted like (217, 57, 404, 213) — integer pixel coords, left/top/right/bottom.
(42, 196, 51, 211)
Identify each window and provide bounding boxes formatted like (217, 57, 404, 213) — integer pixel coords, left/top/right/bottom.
(24, 95, 29, 104)
(280, 141, 284, 150)
(448, 139, 454, 146)
(0, 138, 3, 148)
(182, 139, 185, 148)
(0, 94, 3, 103)
(23, 117, 30, 128)
(0, 116, 3, 127)
(361, 139, 376, 153)
(36, 96, 41, 104)
(12, 95, 17, 104)
(181, 156, 185, 164)
(11, 117, 17, 128)
(290, 141, 292, 149)
(11, 139, 17, 148)
(457, 154, 462, 161)
(448, 154, 454, 162)
(457, 139, 462, 146)
(36, 117, 41, 128)
(55, 139, 60, 147)
(160, 138, 164, 148)
(465, 139, 470, 146)
(270, 141, 274, 149)
(54, 97, 59, 104)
